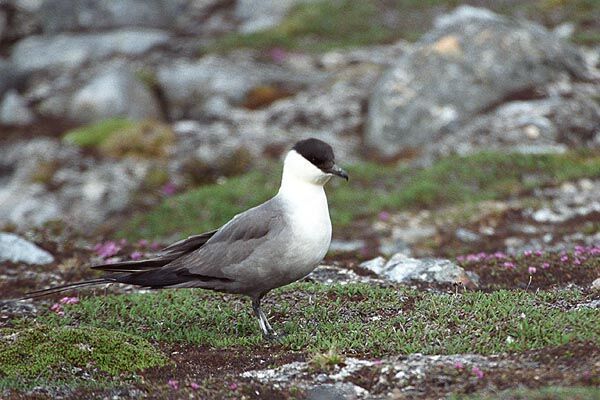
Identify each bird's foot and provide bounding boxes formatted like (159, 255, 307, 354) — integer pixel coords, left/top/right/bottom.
(263, 330, 286, 342)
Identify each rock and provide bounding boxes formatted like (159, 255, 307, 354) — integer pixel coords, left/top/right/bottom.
(0, 138, 148, 230)
(157, 55, 317, 120)
(235, 0, 304, 33)
(306, 265, 385, 286)
(68, 67, 161, 123)
(366, 6, 590, 156)
(11, 29, 170, 72)
(306, 383, 368, 400)
(591, 278, 600, 291)
(428, 94, 600, 158)
(38, 0, 183, 33)
(0, 59, 28, 99)
(0, 89, 34, 125)
(0, 232, 54, 265)
(360, 253, 478, 286)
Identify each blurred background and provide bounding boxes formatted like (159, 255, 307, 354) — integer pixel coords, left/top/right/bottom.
(0, 0, 600, 264)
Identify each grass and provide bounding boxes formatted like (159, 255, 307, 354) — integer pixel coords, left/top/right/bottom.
(206, 0, 600, 54)
(454, 386, 600, 400)
(119, 151, 600, 241)
(37, 283, 599, 356)
(0, 325, 167, 388)
(63, 118, 134, 148)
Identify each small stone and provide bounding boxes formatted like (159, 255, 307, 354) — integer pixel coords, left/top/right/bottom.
(524, 125, 540, 139)
(0, 90, 34, 126)
(591, 278, 600, 291)
(0, 232, 54, 265)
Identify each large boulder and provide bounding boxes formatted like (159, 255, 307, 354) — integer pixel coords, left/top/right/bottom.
(11, 29, 170, 72)
(68, 67, 161, 123)
(37, 0, 184, 33)
(0, 232, 54, 265)
(366, 6, 590, 157)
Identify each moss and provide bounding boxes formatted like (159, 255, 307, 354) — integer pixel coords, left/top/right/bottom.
(63, 118, 134, 148)
(0, 325, 167, 380)
(99, 120, 174, 159)
(29, 159, 60, 187)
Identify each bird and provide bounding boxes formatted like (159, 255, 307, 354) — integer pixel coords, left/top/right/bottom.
(23, 138, 348, 339)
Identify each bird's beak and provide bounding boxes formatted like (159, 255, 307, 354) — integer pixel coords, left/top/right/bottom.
(328, 164, 349, 181)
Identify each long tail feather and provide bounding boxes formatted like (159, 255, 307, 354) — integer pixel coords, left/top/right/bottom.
(20, 278, 113, 300)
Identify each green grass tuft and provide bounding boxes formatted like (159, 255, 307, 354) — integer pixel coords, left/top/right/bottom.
(0, 325, 167, 382)
(453, 385, 600, 400)
(119, 151, 600, 241)
(39, 284, 599, 356)
(63, 118, 134, 148)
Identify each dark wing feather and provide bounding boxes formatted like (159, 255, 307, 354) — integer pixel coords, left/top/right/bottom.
(92, 230, 218, 273)
(110, 199, 285, 288)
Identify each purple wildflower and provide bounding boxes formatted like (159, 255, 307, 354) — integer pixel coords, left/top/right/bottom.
(528, 266, 537, 274)
(59, 296, 79, 305)
(137, 239, 149, 248)
(161, 182, 177, 196)
(523, 250, 532, 257)
(150, 241, 162, 251)
(167, 379, 179, 390)
(269, 47, 287, 63)
(190, 382, 200, 390)
(130, 251, 143, 260)
(94, 241, 121, 259)
(471, 366, 484, 379)
(454, 361, 464, 370)
(573, 258, 582, 266)
(534, 250, 543, 257)
(493, 251, 506, 260)
(229, 382, 238, 391)
(560, 255, 569, 263)
(541, 262, 550, 269)
(378, 211, 391, 221)
(503, 261, 515, 269)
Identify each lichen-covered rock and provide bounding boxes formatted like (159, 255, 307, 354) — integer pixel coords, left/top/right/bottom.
(68, 67, 161, 123)
(360, 253, 478, 287)
(11, 29, 170, 72)
(366, 6, 590, 157)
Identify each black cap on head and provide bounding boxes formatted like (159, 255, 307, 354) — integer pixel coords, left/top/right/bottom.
(292, 138, 335, 171)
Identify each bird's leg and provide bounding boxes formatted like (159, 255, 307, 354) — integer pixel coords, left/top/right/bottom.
(252, 296, 277, 339)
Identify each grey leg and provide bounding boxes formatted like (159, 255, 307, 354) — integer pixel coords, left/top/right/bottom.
(252, 296, 277, 339)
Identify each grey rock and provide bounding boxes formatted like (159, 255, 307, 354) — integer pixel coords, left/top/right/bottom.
(11, 29, 170, 72)
(429, 94, 600, 158)
(0, 59, 28, 98)
(455, 228, 480, 243)
(0, 232, 54, 264)
(592, 278, 600, 291)
(0, 138, 148, 230)
(157, 55, 318, 120)
(38, 0, 184, 33)
(0, 89, 34, 125)
(360, 253, 477, 286)
(306, 265, 385, 286)
(306, 383, 368, 400)
(366, 6, 589, 156)
(329, 239, 365, 254)
(68, 67, 161, 123)
(235, 0, 304, 33)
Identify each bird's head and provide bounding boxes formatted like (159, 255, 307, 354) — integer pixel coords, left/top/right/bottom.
(282, 138, 348, 186)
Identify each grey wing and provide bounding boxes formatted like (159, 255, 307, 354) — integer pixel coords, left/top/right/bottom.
(113, 199, 286, 288)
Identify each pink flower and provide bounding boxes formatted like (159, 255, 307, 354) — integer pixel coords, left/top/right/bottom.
(378, 211, 391, 221)
(94, 241, 122, 259)
(454, 361, 464, 370)
(269, 47, 287, 63)
(229, 382, 238, 391)
(560, 255, 569, 263)
(541, 262, 550, 269)
(573, 258, 582, 266)
(523, 250, 532, 257)
(471, 366, 484, 379)
(161, 182, 177, 196)
(503, 261, 515, 269)
(190, 382, 200, 390)
(130, 251, 143, 260)
(150, 241, 162, 251)
(167, 379, 179, 390)
(59, 296, 79, 305)
(50, 303, 62, 312)
(528, 266, 536, 274)
(493, 251, 506, 259)
(137, 239, 149, 248)
(534, 250, 543, 257)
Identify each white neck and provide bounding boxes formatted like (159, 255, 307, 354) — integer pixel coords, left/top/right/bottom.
(277, 149, 331, 208)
